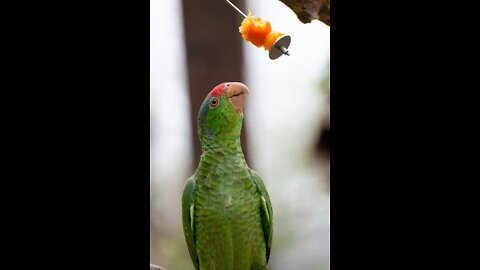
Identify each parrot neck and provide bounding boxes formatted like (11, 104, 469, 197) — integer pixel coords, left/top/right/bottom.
(199, 136, 246, 167)
(196, 136, 251, 187)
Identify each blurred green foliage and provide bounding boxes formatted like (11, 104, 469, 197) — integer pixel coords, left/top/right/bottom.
(319, 61, 330, 92)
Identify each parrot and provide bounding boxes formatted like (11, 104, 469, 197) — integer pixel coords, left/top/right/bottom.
(182, 82, 273, 270)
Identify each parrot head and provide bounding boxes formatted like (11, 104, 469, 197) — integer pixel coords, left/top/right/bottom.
(198, 82, 251, 142)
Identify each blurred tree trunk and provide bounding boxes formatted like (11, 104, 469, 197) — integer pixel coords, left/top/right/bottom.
(181, 0, 249, 166)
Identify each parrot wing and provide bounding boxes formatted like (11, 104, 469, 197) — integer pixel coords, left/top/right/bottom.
(182, 176, 200, 270)
(249, 169, 274, 262)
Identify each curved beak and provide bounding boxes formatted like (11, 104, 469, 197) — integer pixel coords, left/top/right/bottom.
(225, 82, 251, 112)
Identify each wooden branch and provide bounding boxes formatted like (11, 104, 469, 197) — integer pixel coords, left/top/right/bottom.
(150, 263, 168, 270)
(279, 0, 330, 25)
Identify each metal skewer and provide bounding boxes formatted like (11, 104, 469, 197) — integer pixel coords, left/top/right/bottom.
(224, 0, 247, 18)
(223, 0, 291, 59)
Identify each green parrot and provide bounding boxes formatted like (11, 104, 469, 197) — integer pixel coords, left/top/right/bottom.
(182, 82, 273, 270)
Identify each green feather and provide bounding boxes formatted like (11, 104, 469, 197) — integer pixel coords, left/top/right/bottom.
(249, 169, 273, 262)
(182, 177, 200, 270)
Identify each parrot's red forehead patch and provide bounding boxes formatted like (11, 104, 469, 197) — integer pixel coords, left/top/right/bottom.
(208, 83, 226, 97)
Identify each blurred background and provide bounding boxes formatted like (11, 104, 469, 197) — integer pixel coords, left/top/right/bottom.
(151, 0, 330, 269)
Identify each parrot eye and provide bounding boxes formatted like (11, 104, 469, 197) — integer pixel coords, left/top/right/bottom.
(209, 97, 219, 108)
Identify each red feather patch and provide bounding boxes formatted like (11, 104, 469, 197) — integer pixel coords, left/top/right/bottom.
(209, 83, 226, 96)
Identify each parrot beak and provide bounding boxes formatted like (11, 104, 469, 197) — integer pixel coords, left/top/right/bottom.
(225, 82, 251, 112)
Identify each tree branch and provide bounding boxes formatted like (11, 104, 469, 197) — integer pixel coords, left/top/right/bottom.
(279, 0, 330, 25)
(150, 263, 168, 270)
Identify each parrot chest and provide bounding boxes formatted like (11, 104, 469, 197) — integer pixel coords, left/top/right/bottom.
(194, 169, 266, 269)
(195, 169, 260, 220)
